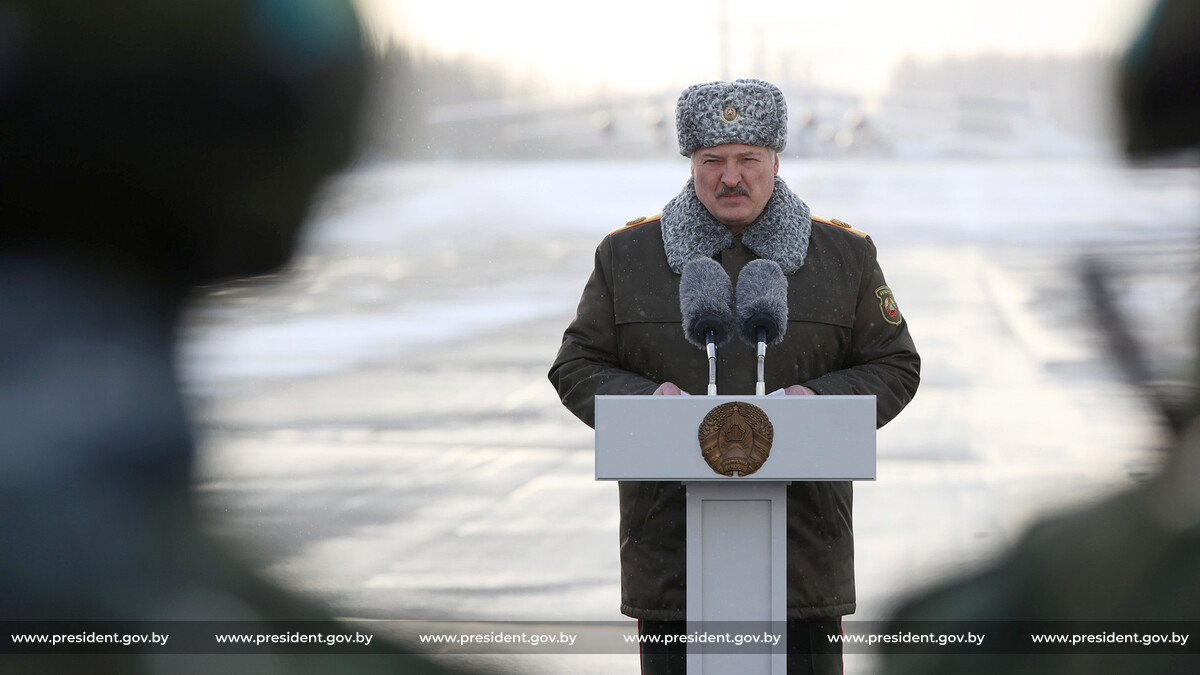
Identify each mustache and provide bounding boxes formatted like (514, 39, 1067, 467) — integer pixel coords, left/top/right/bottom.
(716, 185, 749, 198)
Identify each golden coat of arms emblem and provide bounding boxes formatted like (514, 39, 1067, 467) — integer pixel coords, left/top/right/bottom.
(698, 402, 774, 477)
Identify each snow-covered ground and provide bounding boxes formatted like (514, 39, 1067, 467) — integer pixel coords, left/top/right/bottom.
(181, 157, 1199, 674)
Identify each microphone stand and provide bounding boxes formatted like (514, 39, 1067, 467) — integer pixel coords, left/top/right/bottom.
(705, 328, 718, 396)
(755, 326, 767, 396)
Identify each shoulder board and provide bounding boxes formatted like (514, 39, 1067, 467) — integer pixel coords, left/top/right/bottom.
(611, 212, 662, 234)
(812, 214, 868, 238)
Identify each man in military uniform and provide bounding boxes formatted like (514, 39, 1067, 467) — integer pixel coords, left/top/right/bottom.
(549, 78, 921, 674)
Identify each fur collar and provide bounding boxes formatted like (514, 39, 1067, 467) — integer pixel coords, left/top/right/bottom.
(660, 176, 811, 274)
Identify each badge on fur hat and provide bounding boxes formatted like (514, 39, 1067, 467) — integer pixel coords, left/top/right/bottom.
(722, 105, 739, 122)
(875, 286, 902, 325)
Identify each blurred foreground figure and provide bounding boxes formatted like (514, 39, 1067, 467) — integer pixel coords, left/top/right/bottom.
(882, 1, 1200, 673)
(0, 1, 474, 672)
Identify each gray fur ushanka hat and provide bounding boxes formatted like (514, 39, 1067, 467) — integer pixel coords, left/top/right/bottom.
(675, 78, 788, 157)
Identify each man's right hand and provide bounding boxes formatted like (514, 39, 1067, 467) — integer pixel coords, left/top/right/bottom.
(653, 381, 684, 396)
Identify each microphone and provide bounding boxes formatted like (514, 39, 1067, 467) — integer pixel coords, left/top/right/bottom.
(735, 259, 788, 395)
(679, 257, 734, 395)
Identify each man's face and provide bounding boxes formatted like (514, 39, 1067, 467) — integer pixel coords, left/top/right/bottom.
(691, 143, 779, 233)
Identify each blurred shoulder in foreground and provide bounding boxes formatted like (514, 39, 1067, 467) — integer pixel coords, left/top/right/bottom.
(883, 1, 1200, 673)
(0, 1, 482, 672)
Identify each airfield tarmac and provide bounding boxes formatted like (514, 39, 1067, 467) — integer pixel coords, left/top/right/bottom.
(181, 157, 1197, 673)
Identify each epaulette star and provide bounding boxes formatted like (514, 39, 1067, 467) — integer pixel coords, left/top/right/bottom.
(611, 212, 662, 234)
(812, 214, 869, 238)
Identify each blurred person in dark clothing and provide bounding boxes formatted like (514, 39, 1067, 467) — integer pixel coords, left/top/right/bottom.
(0, 1, 478, 672)
(882, 1, 1200, 674)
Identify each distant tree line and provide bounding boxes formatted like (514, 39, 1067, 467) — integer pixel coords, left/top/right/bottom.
(358, 48, 1120, 161)
(888, 53, 1118, 141)
(359, 44, 542, 160)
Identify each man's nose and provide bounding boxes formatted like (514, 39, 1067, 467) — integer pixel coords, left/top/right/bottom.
(720, 162, 742, 186)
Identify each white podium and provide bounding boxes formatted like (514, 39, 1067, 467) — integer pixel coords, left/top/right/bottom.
(595, 395, 876, 675)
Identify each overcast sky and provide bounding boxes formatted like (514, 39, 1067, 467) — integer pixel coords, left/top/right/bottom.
(355, 0, 1157, 97)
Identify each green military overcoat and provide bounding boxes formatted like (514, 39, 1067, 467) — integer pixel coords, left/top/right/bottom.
(549, 212, 920, 620)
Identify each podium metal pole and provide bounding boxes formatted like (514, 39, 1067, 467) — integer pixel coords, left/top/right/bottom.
(686, 481, 788, 674)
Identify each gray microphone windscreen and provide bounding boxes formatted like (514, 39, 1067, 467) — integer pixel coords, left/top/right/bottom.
(679, 257, 734, 349)
(735, 259, 788, 345)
